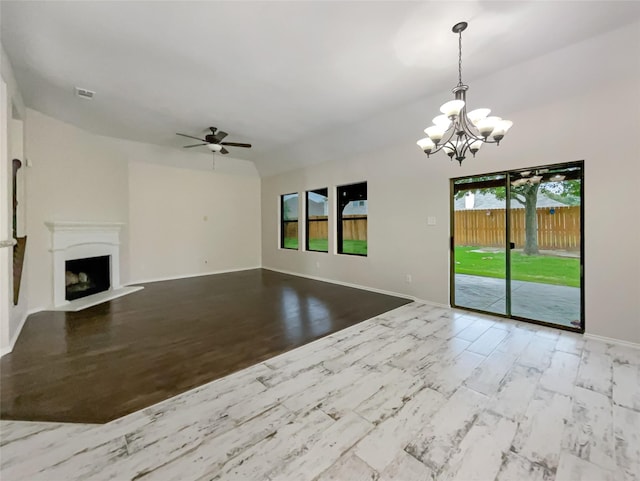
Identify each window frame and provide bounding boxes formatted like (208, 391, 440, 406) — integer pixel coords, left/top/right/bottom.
(336, 181, 368, 257)
(305, 188, 329, 253)
(280, 192, 299, 250)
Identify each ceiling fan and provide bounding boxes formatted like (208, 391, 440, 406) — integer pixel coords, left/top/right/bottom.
(176, 127, 252, 154)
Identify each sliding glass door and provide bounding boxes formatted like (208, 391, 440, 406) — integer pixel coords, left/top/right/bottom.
(451, 162, 584, 331)
(452, 174, 507, 316)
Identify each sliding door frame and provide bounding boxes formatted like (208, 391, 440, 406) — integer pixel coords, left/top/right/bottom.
(449, 160, 585, 333)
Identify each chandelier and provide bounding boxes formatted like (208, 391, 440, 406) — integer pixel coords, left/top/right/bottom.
(417, 22, 513, 165)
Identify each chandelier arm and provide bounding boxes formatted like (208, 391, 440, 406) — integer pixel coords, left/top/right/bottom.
(428, 144, 446, 155)
(457, 110, 483, 141)
(459, 112, 503, 144)
(443, 139, 457, 160)
(476, 134, 501, 144)
(458, 137, 471, 159)
(434, 125, 460, 154)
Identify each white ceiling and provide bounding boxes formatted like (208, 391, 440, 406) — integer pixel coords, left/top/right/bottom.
(2, 1, 639, 176)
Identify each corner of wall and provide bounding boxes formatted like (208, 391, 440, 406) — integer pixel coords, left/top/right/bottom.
(1, 41, 30, 356)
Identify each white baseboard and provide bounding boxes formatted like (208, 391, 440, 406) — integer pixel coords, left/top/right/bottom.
(584, 333, 640, 350)
(128, 265, 262, 285)
(262, 266, 450, 308)
(0, 310, 29, 357)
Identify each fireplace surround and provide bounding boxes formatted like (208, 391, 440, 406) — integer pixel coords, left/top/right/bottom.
(46, 221, 141, 310)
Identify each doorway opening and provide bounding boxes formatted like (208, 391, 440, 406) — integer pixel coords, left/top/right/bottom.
(450, 161, 584, 331)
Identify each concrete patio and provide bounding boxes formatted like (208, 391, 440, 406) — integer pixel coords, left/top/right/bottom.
(454, 273, 581, 328)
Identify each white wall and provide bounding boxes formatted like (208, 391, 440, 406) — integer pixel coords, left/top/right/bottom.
(1, 75, 12, 353)
(128, 161, 261, 282)
(24, 109, 262, 311)
(261, 25, 640, 344)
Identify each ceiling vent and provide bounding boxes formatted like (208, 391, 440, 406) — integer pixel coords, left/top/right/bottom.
(75, 87, 95, 100)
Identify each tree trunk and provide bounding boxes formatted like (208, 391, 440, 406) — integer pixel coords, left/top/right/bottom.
(522, 184, 540, 255)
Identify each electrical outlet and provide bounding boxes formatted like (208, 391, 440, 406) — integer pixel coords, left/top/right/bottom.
(405, 274, 412, 283)
(316, 261, 320, 269)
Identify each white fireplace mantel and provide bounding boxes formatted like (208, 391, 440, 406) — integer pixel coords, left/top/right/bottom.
(46, 221, 139, 310)
(46, 221, 124, 251)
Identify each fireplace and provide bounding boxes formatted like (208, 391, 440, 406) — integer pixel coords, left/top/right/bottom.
(65, 255, 111, 301)
(46, 221, 142, 310)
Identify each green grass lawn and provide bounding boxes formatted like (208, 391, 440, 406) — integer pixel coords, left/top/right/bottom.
(308, 238, 328, 252)
(288, 238, 367, 255)
(455, 246, 580, 287)
(341, 240, 367, 256)
(283, 237, 298, 249)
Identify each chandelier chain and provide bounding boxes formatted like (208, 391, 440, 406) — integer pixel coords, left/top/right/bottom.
(458, 30, 463, 86)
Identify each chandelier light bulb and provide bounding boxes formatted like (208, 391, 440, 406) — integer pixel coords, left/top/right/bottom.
(432, 115, 452, 130)
(416, 21, 513, 165)
(440, 100, 465, 119)
(417, 138, 435, 153)
(476, 116, 502, 138)
(491, 120, 513, 142)
(424, 125, 445, 143)
(469, 139, 483, 155)
(466, 108, 491, 126)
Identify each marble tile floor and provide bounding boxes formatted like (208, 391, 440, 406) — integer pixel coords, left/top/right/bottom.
(1, 302, 638, 481)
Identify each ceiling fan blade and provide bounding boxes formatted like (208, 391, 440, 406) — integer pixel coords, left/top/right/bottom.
(220, 142, 252, 148)
(220, 147, 229, 155)
(177, 133, 207, 142)
(183, 143, 208, 148)
(213, 131, 228, 142)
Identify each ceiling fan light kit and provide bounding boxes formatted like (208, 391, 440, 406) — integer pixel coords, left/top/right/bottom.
(417, 21, 513, 165)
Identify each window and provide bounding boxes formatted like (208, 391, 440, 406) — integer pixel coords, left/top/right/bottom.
(280, 193, 299, 249)
(306, 188, 328, 252)
(337, 182, 367, 256)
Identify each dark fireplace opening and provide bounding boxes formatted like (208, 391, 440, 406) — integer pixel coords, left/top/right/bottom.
(65, 255, 111, 301)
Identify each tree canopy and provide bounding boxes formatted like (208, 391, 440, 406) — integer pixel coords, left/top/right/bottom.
(454, 177, 581, 255)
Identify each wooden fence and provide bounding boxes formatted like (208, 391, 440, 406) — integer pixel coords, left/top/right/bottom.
(283, 220, 298, 240)
(340, 215, 367, 241)
(306, 216, 328, 240)
(454, 206, 580, 250)
(283, 215, 368, 241)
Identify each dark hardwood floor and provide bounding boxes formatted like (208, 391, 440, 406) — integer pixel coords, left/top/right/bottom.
(0, 269, 410, 424)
